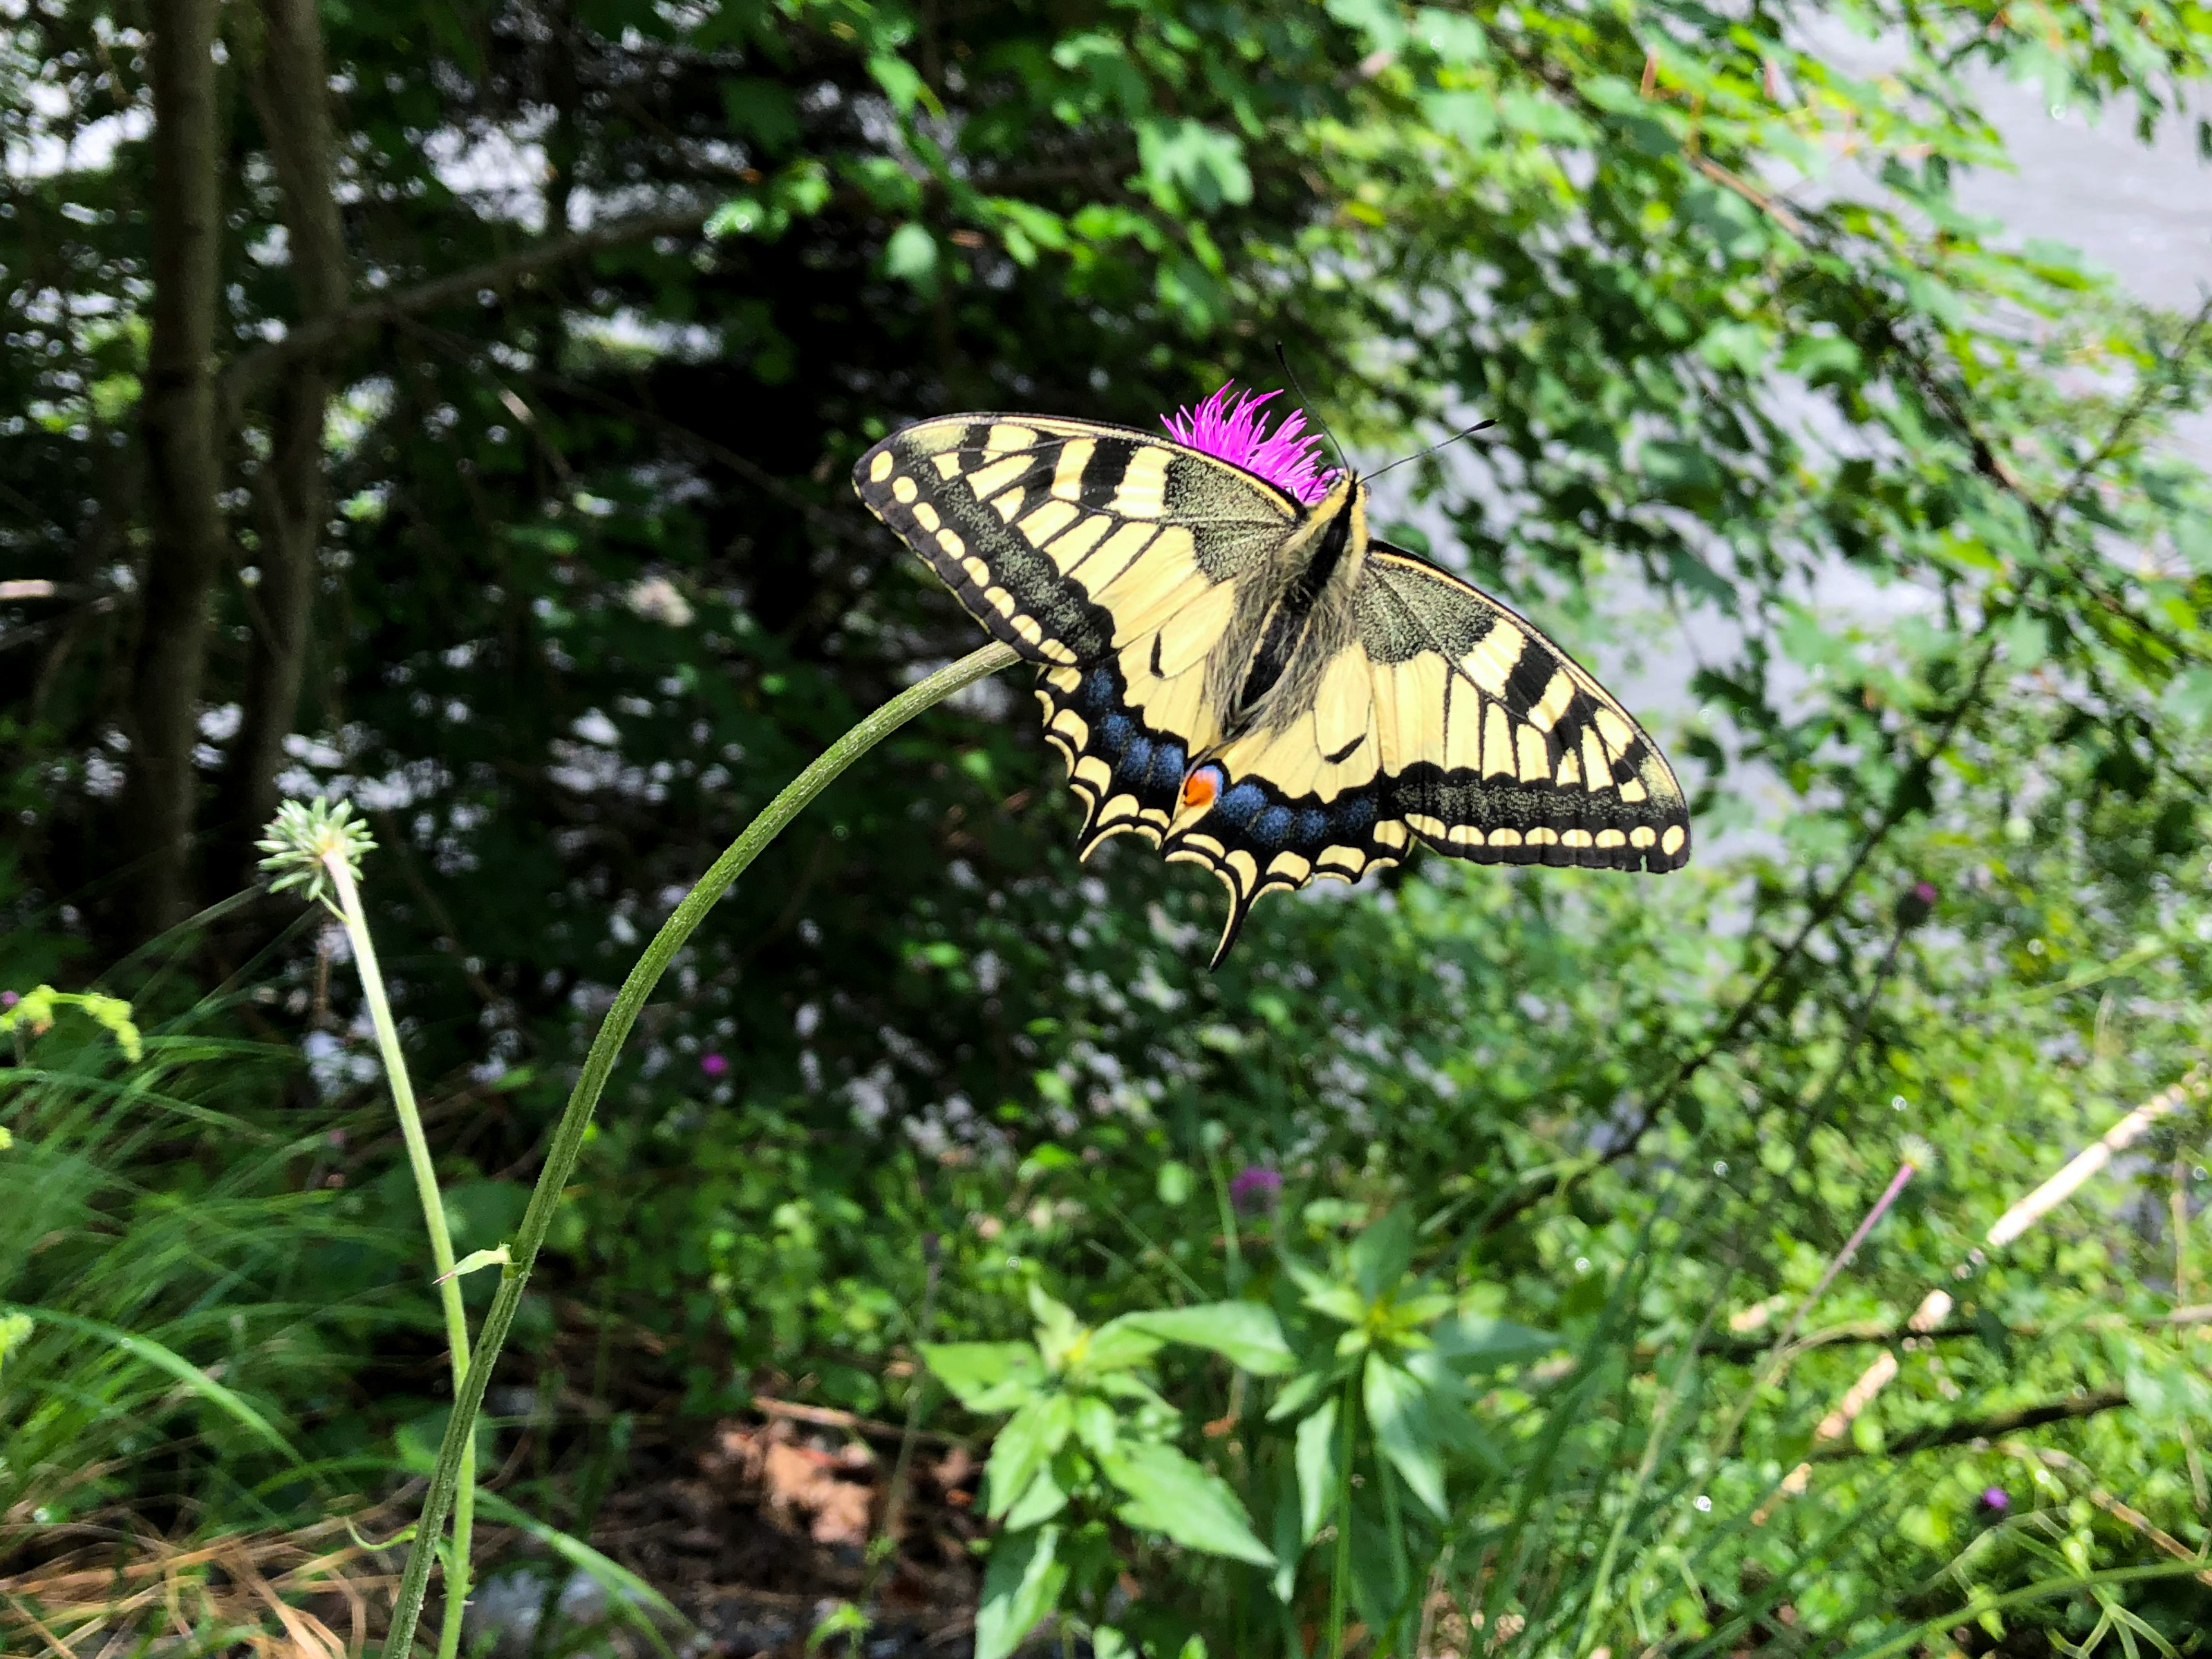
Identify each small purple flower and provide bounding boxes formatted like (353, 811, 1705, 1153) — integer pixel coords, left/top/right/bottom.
(1978, 1486, 2010, 1515)
(1228, 1165, 1283, 1212)
(0, 991, 17, 1009)
(1165, 384, 1338, 505)
(700, 1052, 729, 1078)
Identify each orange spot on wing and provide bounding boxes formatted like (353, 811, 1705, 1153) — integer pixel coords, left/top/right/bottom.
(1181, 766, 1222, 809)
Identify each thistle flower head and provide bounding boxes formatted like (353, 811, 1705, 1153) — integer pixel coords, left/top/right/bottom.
(258, 797, 377, 910)
(1164, 383, 1338, 505)
(1228, 1164, 1284, 1212)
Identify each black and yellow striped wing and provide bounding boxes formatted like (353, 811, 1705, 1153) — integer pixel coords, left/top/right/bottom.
(855, 415, 1295, 852)
(856, 413, 1691, 968)
(1158, 547, 1690, 962)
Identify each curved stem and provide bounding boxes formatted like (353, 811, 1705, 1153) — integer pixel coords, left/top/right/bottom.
(379, 641, 1018, 1658)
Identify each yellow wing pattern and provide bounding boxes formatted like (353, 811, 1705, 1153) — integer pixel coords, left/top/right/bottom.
(855, 415, 1295, 854)
(855, 413, 1691, 967)
(1155, 544, 1690, 959)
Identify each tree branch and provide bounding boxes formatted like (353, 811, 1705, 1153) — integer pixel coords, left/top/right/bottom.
(1811, 1388, 2130, 1461)
(218, 203, 714, 413)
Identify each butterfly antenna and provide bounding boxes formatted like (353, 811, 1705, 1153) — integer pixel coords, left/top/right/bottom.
(1365, 418, 1498, 483)
(1273, 342, 1356, 480)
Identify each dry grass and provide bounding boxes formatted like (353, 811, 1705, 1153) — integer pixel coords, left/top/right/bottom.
(0, 1503, 413, 1659)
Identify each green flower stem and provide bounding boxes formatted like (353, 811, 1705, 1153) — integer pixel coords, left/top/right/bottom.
(381, 640, 1019, 1658)
(1327, 1369, 1358, 1659)
(327, 853, 480, 1659)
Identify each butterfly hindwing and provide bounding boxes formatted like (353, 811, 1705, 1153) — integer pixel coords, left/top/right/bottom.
(856, 415, 1300, 851)
(1157, 542, 1689, 962)
(1357, 546, 1691, 870)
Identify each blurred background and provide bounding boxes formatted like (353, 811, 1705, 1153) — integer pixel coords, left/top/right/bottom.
(7, 1, 2212, 1653)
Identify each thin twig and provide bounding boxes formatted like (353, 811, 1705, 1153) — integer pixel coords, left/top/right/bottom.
(1695, 1299, 2212, 1362)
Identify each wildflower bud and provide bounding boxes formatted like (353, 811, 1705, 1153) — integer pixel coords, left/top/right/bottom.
(1977, 1486, 2010, 1518)
(700, 1052, 730, 1078)
(1893, 880, 1938, 930)
(1228, 1165, 1283, 1212)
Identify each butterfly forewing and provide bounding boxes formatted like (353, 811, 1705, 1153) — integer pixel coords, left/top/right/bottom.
(856, 415, 1300, 851)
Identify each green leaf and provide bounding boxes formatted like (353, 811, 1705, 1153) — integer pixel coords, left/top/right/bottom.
(1135, 118, 1252, 212)
(866, 53, 936, 117)
(1365, 1355, 1447, 1517)
(433, 1244, 511, 1284)
(2163, 667, 2212, 729)
(1266, 1366, 1334, 1423)
(883, 222, 939, 290)
(1082, 1316, 1167, 1374)
(1301, 1284, 1369, 1327)
(1294, 1398, 1338, 1544)
(1070, 1393, 1119, 1456)
(1348, 1206, 1416, 1304)
(920, 1342, 1043, 1412)
(986, 1392, 1074, 1519)
(1029, 1284, 1084, 1368)
(974, 1526, 1067, 1659)
(807, 1602, 867, 1653)
(1001, 1459, 1069, 1528)
(1430, 1314, 1558, 1371)
(1269, 1473, 1302, 1603)
(1102, 1442, 1275, 1566)
(706, 196, 767, 238)
(1118, 1302, 1295, 1375)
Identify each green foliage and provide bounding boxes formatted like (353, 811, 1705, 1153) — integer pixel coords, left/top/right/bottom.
(0, 998, 413, 1538)
(0, 985, 141, 1064)
(8, 0, 2212, 1649)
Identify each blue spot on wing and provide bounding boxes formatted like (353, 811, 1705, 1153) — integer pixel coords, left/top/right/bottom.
(1213, 782, 1268, 829)
(1149, 741, 1188, 789)
(1099, 714, 1135, 758)
(1251, 806, 1294, 847)
(1333, 795, 1378, 833)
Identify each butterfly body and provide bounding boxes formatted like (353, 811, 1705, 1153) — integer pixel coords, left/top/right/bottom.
(856, 412, 1689, 965)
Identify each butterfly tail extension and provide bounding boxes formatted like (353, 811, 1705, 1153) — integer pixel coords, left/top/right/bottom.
(1207, 882, 1257, 972)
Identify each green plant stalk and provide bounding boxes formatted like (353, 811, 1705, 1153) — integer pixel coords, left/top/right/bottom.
(1326, 1369, 1357, 1659)
(1571, 1342, 1693, 1655)
(379, 640, 1020, 1658)
(328, 853, 480, 1659)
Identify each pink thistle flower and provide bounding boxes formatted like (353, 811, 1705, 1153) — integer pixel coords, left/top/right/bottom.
(700, 1052, 729, 1078)
(1228, 1164, 1284, 1212)
(1164, 383, 1339, 505)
